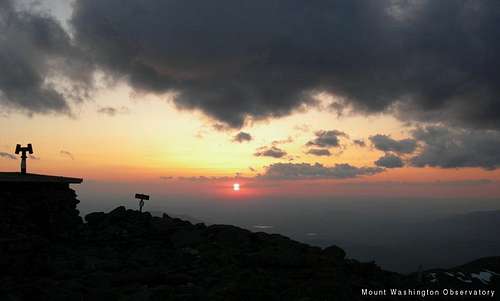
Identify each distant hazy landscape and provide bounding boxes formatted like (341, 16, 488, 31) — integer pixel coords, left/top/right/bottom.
(78, 181, 500, 273)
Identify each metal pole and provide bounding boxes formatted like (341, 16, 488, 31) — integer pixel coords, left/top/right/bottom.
(20, 153, 27, 174)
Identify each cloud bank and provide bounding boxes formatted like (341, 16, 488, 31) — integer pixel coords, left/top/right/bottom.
(306, 148, 331, 157)
(0, 0, 92, 114)
(370, 134, 417, 154)
(254, 146, 287, 158)
(67, 0, 500, 129)
(306, 130, 347, 148)
(410, 126, 500, 170)
(374, 153, 404, 168)
(232, 132, 253, 143)
(1, 0, 500, 132)
(261, 162, 384, 180)
(97, 106, 130, 116)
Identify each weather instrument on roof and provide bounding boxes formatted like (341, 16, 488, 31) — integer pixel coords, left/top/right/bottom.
(135, 193, 150, 212)
(15, 144, 33, 174)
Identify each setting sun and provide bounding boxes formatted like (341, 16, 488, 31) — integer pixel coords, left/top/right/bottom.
(233, 183, 240, 191)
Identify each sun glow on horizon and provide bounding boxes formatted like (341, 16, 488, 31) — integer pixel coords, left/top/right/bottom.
(1, 83, 500, 195)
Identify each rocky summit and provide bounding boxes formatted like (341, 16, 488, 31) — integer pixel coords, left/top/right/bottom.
(0, 182, 499, 300)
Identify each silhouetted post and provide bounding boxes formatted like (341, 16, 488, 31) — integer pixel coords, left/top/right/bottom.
(15, 144, 33, 174)
(135, 193, 150, 212)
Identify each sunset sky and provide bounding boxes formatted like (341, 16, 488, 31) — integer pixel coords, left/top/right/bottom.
(1, 0, 500, 201)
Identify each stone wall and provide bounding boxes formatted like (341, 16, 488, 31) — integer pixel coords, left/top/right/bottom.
(0, 182, 82, 239)
(0, 182, 83, 278)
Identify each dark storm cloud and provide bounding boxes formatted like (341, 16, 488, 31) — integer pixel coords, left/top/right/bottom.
(260, 162, 384, 180)
(69, 0, 500, 129)
(306, 148, 331, 157)
(3, 0, 499, 130)
(329, 101, 348, 117)
(369, 134, 417, 154)
(232, 132, 253, 143)
(0, 152, 16, 160)
(254, 146, 287, 158)
(306, 130, 347, 148)
(410, 126, 500, 170)
(0, 0, 92, 114)
(374, 153, 404, 168)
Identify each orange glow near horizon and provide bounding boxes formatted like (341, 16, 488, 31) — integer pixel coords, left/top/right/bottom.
(1, 84, 500, 199)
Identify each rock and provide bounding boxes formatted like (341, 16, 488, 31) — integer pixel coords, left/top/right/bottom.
(85, 212, 106, 225)
(182, 247, 200, 256)
(249, 247, 307, 267)
(205, 225, 252, 247)
(149, 285, 175, 300)
(323, 245, 346, 261)
(0, 183, 82, 239)
(170, 229, 204, 247)
(108, 206, 128, 220)
(163, 273, 193, 286)
(2, 201, 499, 301)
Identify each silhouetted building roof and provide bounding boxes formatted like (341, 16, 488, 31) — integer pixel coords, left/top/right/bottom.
(0, 172, 82, 184)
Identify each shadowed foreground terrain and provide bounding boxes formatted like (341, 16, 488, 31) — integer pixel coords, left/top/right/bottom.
(1, 179, 499, 300)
